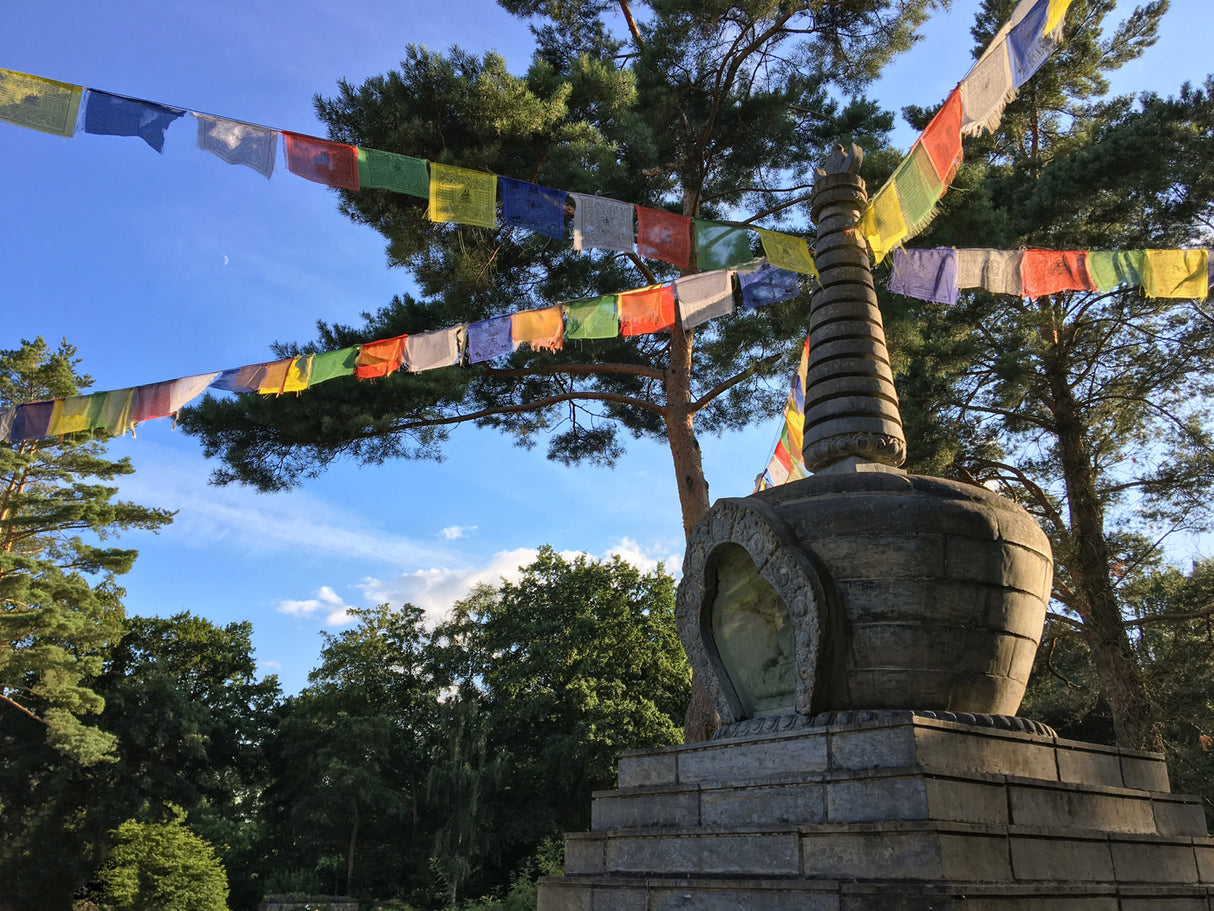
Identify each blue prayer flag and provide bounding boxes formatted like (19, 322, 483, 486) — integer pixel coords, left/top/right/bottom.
(738, 264, 800, 309)
(468, 316, 514, 364)
(83, 89, 183, 152)
(10, 401, 55, 441)
(1007, 0, 1054, 89)
(500, 178, 567, 240)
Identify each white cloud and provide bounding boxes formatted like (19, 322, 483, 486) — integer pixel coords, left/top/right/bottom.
(439, 525, 477, 540)
(276, 584, 359, 627)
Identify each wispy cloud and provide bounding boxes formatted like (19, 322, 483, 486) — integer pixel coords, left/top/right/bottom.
(439, 525, 477, 540)
(277, 584, 359, 626)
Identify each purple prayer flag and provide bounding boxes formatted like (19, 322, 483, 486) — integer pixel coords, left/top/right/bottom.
(500, 177, 567, 240)
(83, 89, 183, 153)
(10, 401, 55, 441)
(889, 247, 959, 305)
(738, 264, 800, 309)
(468, 316, 514, 364)
(1007, 0, 1054, 89)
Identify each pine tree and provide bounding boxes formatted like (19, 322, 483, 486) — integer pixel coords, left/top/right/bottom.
(0, 338, 173, 764)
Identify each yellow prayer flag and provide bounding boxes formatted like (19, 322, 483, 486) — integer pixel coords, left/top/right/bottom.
(49, 396, 92, 435)
(429, 163, 497, 229)
(0, 69, 83, 137)
(1143, 249, 1209, 300)
(757, 229, 818, 276)
(860, 184, 908, 264)
(283, 355, 314, 393)
(1044, 0, 1074, 34)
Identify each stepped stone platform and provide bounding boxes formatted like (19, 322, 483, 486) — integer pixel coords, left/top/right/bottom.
(536, 713, 1214, 910)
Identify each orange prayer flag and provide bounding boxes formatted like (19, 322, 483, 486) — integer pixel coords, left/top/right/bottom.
(355, 335, 408, 379)
(618, 284, 675, 336)
(1021, 250, 1095, 298)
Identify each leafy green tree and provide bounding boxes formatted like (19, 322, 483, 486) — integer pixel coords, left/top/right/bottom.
(99, 806, 229, 911)
(890, 0, 1214, 750)
(180, 0, 940, 539)
(0, 337, 174, 765)
(427, 546, 689, 898)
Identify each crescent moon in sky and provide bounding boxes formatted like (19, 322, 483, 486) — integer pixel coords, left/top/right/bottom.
(222, 255, 229, 266)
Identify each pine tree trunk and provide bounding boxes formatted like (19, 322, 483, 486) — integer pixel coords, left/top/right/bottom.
(1042, 315, 1163, 752)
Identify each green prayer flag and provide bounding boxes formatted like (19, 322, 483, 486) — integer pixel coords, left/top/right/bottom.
(565, 296, 620, 340)
(893, 143, 943, 234)
(309, 346, 360, 385)
(357, 148, 429, 197)
(693, 220, 752, 271)
(1086, 250, 1145, 291)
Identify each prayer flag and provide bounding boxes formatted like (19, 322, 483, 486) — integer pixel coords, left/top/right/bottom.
(1021, 250, 1094, 298)
(0, 407, 13, 442)
(960, 43, 1013, 135)
(10, 401, 55, 441)
(500, 177, 566, 240)
(250, 358, 291, 394)
(212, 364, 267, 393)
(565, 296, 620, 340)
(1086, 251, 1145, 292)
(570, 193, 634, 254)
(860, 183, 908, 263)
(357, 148, 429, 197)
(636, 206, 691, 268)
(693, 220, 752, 271)
(738, 264, 800, 309)
(132, 373, 219, 423)
(1144, 249, 1209, 300)
(282, 132, 359, 190)
(429, 163, 497, 229)
(674, 270, 735, 328)
(468, 316, 513, 363)
(49, 395, 95, 436)
(892, 143, 943, 234)
(194, 114, 277, 178)
(355, 335, 408, 379)
(406, 327, 463, 372)
(512, 306, 564, 352)
(0, 69, 83, 137)
(309, 346, 359, 385)
(83, 90, 183, 153)
(282, 356, 313, 393)
(1007, 0, 1058, 89)
(1045, 0, 1074, 33)
(758, 229, 818, 276)
(618, 284, 675, 336)
(889, 247, 959, 305)
(921, 88, 963, 184)
(956, 248, 1024, 295)
(88, 388, 136, 437)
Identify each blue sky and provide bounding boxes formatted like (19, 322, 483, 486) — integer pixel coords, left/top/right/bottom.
(3, 0, 1211, 694)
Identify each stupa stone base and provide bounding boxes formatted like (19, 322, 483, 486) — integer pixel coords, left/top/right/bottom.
(536, 714, 1214, 910)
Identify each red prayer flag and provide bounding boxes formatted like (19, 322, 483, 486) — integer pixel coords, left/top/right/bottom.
(619, 284, 675, 336)
(636, 206, 691, 269)
(355, 335, 408, 379)
(282, 132, 359, 190)
(1021, 250, 1095, 298)
(921, 88, 963, 184)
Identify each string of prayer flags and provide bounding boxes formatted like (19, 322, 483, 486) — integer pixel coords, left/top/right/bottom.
(83, 90, 183, 153)
(500, 177, 567, 240)
(512, 306, 564, 352)
(468, 317, 514, 364)
(674, 269, 735, 329)
(309, 346, 360, 385)
(1086, 251, 1146, 292)
(757, 229, 818, 277)
(565, 296, 620, 340)
(0, 69, 83, 137)
(357, 148, 429, 198)
(571, 193, 634, 254)
(694, 220, 752, 272)
(429, 163, 497, 229)
(738, 264, 801, 309)
(282, 132, 359, 190)
(956, 249, 1024, 296)
(636, 206, 691, 268)
(755, 337, 811, 491)
(1144, 249, 1209, 300)
(406, 327, 463, 372)
(619, 284, 675, 336)
(889, 248, 958, 305)
(1020, 249, 1094, 298)
(194, 114, 277, 179)
(354, 335, 408, 379)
